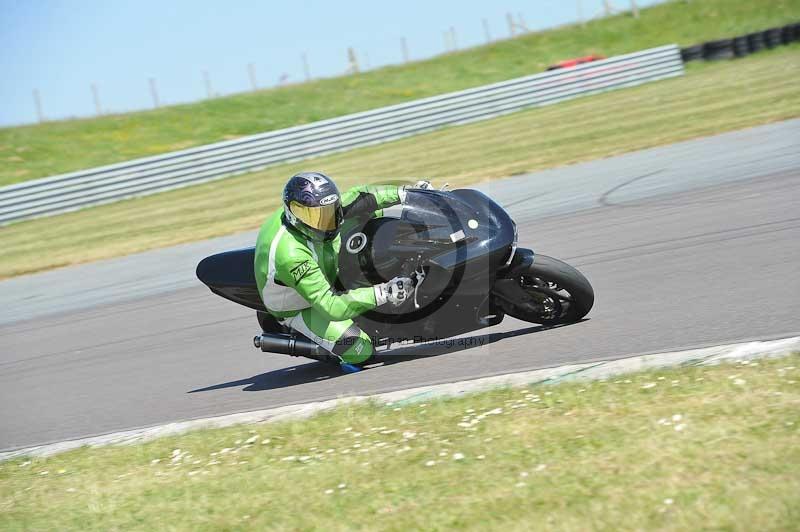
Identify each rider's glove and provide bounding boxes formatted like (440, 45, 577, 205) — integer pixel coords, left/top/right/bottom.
(399, 180, 434, 202)
(374, 276, 415, 307)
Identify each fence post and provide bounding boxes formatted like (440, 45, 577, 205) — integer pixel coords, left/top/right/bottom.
(347, 47, 359, 73)
(630, 0, 640, 18)
(248, 63, 258, 91)
(32, 89, 44, 123)
(302, 53, 311, 81)
(517, 13, 528, 33)
(149, 78, 160, 108)
(482, 18, 492, 43)
(91, 83, 102, 116)
(401, 37, 409, 63)
(203, 70, 213, 98)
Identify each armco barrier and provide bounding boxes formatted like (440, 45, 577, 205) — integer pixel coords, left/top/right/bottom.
(0, 45, 684, 225)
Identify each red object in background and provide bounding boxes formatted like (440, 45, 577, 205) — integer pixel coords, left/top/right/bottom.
(546, 54, 606, 71)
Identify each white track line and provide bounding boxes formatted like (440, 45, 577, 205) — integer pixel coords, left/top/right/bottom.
(2, 335, 798, 461)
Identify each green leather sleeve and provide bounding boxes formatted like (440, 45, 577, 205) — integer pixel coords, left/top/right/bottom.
(340, 185, 401, 222)
(276, 249, 377, 322)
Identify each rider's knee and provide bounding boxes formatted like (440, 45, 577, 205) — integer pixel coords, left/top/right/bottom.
(333, 325, 373, 364)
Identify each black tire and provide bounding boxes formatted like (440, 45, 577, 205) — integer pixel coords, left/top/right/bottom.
(763, 27, 783, 48)
(746, 32, 766, 53)
(702, 39, 734, 60)
(783, 23, 800, 44)
(732, 36, 749, 58)
(503, 254, 594, 326)
(680, 44, 703, 62)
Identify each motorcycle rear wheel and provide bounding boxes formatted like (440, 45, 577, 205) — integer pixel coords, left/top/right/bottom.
(504, 254, 594, 325)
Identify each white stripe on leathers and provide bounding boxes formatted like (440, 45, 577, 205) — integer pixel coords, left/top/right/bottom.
(283, 312, 337, 353)
(262, 224, 311, 313)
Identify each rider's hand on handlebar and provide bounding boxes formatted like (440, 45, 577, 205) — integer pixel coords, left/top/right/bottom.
(411, 179, 434, 190)
(399, 180, 434, 203)
(374, 276, 415, 307)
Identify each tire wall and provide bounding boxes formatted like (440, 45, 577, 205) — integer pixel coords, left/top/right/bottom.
(680, 22, 800, 63)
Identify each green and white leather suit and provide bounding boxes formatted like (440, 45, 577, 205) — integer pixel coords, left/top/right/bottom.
(254, 185, 402, 364)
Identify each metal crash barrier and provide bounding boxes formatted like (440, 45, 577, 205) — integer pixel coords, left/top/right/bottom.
(0, 45, 684, 225)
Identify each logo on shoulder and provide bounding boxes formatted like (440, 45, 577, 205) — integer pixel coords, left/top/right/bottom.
(290, 260, 312, 283)
(320, 194, 339, 206)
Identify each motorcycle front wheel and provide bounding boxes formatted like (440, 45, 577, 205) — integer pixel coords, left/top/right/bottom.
(503, 254, 594, 325)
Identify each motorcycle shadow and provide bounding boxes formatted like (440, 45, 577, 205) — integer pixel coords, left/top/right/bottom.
(190, 322, 582, 394)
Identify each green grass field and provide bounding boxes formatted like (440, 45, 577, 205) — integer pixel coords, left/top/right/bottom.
(2, 354, 798, 531)
(1, 46, 798, 280)
(1, 0, 798, 185)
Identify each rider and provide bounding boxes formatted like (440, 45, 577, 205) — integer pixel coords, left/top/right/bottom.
(254, 171, 431, 370)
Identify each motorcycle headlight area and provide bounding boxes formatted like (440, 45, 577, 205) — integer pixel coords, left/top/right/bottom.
(504, 223, 518, 268)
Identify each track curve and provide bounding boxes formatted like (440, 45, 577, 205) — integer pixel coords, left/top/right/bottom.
(1, 120, 799, 451)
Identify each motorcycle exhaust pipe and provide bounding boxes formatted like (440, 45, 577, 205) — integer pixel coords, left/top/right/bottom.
(253, 333, 325, 359)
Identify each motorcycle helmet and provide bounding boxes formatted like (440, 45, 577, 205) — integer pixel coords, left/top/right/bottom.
(282, 171, 343, 242)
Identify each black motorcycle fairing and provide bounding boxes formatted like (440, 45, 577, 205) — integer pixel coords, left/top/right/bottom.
(339, 189, 517, 287)
(400, 189, 517, 272)
(354, 291, 504, 344)
(196, 247, 266, 311)
(334, 188, 519, 333)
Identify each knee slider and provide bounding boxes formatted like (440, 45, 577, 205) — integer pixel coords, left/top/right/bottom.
(333, 324, 373, 364)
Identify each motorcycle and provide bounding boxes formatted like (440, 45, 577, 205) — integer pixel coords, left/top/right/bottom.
(196, 188, 594, 367)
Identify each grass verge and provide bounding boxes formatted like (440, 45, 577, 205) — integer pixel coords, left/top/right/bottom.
(1, 46, 798, 280)
(1, 354, 798, 530)
(1, 0, 798, 184)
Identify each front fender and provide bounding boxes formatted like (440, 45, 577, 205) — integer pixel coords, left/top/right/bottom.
(500, 247, 535, 276)
(491, 248, 535, 308)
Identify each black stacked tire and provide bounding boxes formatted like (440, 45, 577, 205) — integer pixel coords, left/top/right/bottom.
(732, 36, 749, 58)
(747, 32, 766, 53)
(784, 22, 800, 43)
(680, 44, 704, 62)
(763, 27, 783, 48)
(679, 22, 799, 65)
(702, 39, 734, 60)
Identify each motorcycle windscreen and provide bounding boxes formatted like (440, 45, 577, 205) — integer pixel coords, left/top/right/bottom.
(400, 190, 493, 242)
(398, 189, 516, 271)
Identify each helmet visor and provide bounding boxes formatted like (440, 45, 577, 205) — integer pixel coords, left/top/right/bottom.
(289, 200, 340, 232)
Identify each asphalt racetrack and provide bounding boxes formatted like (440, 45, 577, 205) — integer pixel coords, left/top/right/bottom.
(1, 120, 799, 452)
